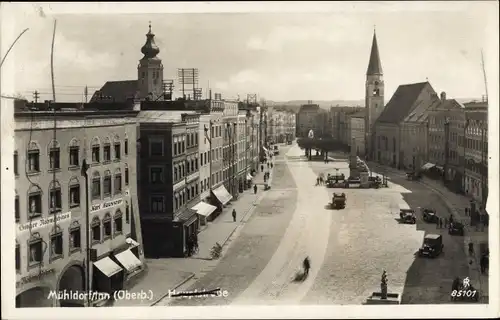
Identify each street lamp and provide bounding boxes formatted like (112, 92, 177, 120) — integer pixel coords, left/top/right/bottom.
(204, 121, 213, 190)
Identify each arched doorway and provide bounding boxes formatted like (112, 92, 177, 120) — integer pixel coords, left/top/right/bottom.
(16, 286, 52, 307)
(57, 265, 85, 307)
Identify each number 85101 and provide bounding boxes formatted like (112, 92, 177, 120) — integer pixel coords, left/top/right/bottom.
(451, 290, 477, 298)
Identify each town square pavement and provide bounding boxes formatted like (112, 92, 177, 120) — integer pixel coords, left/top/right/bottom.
(155, 145, 474, 306)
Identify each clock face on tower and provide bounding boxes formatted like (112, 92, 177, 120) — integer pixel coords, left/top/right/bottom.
(374, 81, 379, 86)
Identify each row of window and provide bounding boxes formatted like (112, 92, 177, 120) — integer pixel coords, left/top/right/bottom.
(16, 169, 128, 222)
(16, 209, 128, 271)
(186, 132, 199, 149)
(15, 138, 128, 176)
(150, 182, 201, 214)
(91, 167, 129, 200)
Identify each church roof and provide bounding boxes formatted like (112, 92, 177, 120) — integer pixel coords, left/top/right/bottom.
(377, 81, 434, 124)
(90, 80, 139, 103)
(367, 32, 383, 75)
(141, 23, 160, 59)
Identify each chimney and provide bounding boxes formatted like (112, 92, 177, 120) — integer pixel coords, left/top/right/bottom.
(440, 92, 446, 102)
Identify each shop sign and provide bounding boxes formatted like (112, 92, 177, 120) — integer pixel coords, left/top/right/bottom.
(17, 211, 72, 236)
(16, 268, 55, 288)
(91, 190, 129, 213)
(91, 198, 123, 213)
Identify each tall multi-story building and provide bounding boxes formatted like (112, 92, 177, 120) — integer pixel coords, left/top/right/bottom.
(428, 93, 465, 183)
(14, 103, 143, 307)
(222, 99, 239, 199)
(266, 109, 297, 143)
(349, 110, 366, 156)
(284, 111, 297, 142)
(400, 95, 441, 171)
(238, 102, 261, 172)
(296, 103, 321, 138)
(137, 111, 200, 258)
(463, 101, 488, 204)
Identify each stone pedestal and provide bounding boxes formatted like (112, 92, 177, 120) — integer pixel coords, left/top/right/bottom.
(365, 292, 400, 304)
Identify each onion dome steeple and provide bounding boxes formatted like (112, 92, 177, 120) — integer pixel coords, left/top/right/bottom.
(141, 22, 160, 59)
(366, 28, 383, 75)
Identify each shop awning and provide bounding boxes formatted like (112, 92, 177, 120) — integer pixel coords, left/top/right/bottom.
(114, 249, 142, 273)
(246, 173, 253, 181)
(421, 163, 436, 171)
(192, 201, 217, 217)
(174, 208, 198, 226)
(212, 185, 232, 205)
(93, 257, 123, 277)
(125, 237, 140, 248)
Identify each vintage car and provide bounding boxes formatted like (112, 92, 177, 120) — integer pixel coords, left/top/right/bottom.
(399, 209, 416, 224)
(449, 221, 465, 236)
(422, 208, 439, 223)
(418, 234, 444, 258)
(326, 174, 346, 188)
(331, 193, 346, 209)
(406, 171, 422, 181)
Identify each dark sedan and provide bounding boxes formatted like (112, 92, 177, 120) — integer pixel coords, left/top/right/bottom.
(449, 222, 465, 236)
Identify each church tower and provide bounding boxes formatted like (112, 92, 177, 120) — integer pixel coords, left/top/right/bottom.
(365, 29, 384, 159)
(138, 23, 164, 100)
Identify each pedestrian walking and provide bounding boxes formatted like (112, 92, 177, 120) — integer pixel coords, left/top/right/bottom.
(253, 184, 257, 194)
(261, 164, 264, 172)
(444, 217, 448, 228)
(480, 254, 488, 274)
(267, 162, 270, 168)
(271, 163, 273, 169)
(232, 209, 237, 222)
(465, 207, 469, 216)
(468, 242, 474, 256)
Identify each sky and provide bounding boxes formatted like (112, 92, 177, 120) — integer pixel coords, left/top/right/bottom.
(1, 2, 498, 103)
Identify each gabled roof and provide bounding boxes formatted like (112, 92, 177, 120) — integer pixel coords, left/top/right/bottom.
(404, 98, 441, 123)
(90, 80, 139, 103)
(367, 32, 383, 75)
(377, 81, 433, 124)
(438, 99, 465, 111)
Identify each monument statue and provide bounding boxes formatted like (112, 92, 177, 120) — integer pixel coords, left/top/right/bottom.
(308, 129, 314, 139)
(381, 270, 388, 299)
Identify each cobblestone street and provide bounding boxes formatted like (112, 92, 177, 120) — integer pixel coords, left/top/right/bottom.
(153, 145, 483, 306)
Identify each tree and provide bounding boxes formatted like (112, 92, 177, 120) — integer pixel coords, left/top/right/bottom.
(297, 137, 315, 160)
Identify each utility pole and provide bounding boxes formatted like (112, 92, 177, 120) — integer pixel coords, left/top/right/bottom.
(84, 86, 88, 103)
(33, 90, 39, 103)
(50, 20, 57, 102)
(81, 159, 91, 307)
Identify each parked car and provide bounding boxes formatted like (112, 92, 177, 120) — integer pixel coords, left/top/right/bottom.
(418, 234, 444, 258)
(331, 193, 346, 209)
(449, 222, 465, 236)
(422, 208, 438, 223)
(406, 171, 422, 180)
(400, 209, 416, 224)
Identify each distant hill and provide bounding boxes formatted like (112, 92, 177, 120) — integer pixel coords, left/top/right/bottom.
(266, 98, 480, 113)
(266, 100, 364, 110)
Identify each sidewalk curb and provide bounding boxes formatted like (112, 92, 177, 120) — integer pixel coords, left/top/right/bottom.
(150, 273, 196, 306)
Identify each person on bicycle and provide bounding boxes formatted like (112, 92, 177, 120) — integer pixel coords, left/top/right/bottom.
(303, 257, 311, 276)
